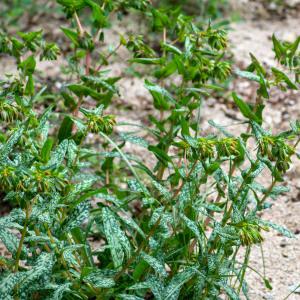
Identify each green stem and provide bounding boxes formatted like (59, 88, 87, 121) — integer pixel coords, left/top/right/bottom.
(113, 160, 198, 282)
(14, 204, 30, 272)
(99, 132, 144, 190)
(237, 246, 251, 293)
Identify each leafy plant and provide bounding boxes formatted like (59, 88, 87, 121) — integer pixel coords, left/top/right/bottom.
(0, 1, 299, 299)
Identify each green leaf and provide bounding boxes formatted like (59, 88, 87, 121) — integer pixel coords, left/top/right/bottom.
(148, 145, 172, 166)
(67, 84, 103, 101)
(117, 295, 144, 300)
(271, 67, 298, 90)
(47, 139, 68, 167)
(145, 80, 176, 110)
(162, 43, 182, 55)
(181, 214, 202, 241)
(164, 268, 196, 300)
(58, 116, 74, 142)
(82, 268, 115, 288)
(0, 228, 27, 257)
(48, 283, 71, 300)
(63, 201, 90, 231)
(232, 92, 261, 123)
(25, 74, 34, 96)
(0, 127, 24, 163)
(259, 220, 295, 238)
(57, 0, 86, 13)
(85, 0, 107, 28)
(141, 252, 168, 278)
(216, 282, 240, 300)
(129, 57, 164, 65)
(208, 120, 233, 137)
(81, 75, 118, 93)
(235, 70, 260, 82)
(19, 55, 36, 75)
(41, 138, 54, 163)
(102, 207, 131, 268)
(248, 53, 266, 76)
(151, 179, 171, 200)
(258, 73, 269, 99)
(272, 34, 285, 61)
(264, 278, 273, 290)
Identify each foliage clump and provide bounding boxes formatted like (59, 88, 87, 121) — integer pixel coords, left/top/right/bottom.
(0, 1, 299, 299)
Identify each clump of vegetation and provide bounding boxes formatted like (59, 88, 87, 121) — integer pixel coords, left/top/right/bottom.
(0, 1, 299, 299)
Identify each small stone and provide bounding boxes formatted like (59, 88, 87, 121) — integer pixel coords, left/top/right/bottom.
(280, 241, 287, 248)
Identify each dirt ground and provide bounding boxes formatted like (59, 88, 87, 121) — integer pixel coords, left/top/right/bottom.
(0, 1, 299, 299)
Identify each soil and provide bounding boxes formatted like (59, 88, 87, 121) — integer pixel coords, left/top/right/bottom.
(0, 1, 299, 299)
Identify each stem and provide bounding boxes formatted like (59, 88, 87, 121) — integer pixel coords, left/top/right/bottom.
(74, 12, 84, 36)
(96, 42, 122, 72)
(99, 132, 144, 189)
(113, 161, 198, 282)
(85, 51, 91, 75)
(14, 204, 30, 272)
(283, 283, 300, 300)
(260, 243, 266, 279)
(237, 246, 251, 293)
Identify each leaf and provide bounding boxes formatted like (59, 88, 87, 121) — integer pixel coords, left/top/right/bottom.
(25, 74, 34, 96)
(118, 212, 146, 239)
(264, 278, 273, 290)
(67, 84, 103, 101)
(22, 253, 55, 293)
(0, 228, 27, 257)
(272, 34, 285, 61)
(129, 277, 164, 300)
(57, 0, 86, 12)
(119, 133, 149, 148)
(19, 55, 36, 75)
(144, 80, 176, 110)
(41, 138, 54, 163)
(181, 214, 202, 241)
(151, 179, 171, 200)
(258, 73, 269, 99)
(216, 282, 240, 300)
(232, 92, 261, 123)
(164, 268, 196, 300)
(208, 120, 233, 137)
(141, 252, 168, 278)
(58, 116, 74, 142)
(235, 70, 260, 82)
(271, 67, 298, 90)
(47, 139, 68, 168)
(259, 220, 295, 238)
(248, 53, 266, 76)
(162, 43, 182, 55)
(82, 269, 115, 288)
(0, 127, 24, 163)
(0, 272, 27, 299)
(85, 0, 107, 28)
(62, 244, 83, 267)
(48, 283, 72, 300)
(102, 207, 131, 268)
(117, 295, 144, 300)
(63, 201, 90, 231)
(148, 145, 171, 166)
(81, 75, 119, 93)
(129, 57, 164, 65)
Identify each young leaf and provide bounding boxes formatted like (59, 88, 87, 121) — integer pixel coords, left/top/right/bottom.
(232, 92, 261, 123)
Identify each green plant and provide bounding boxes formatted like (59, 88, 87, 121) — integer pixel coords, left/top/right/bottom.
(0, 1, 299, 299)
